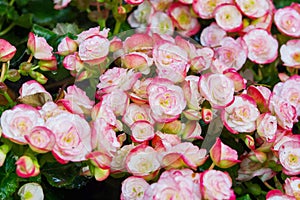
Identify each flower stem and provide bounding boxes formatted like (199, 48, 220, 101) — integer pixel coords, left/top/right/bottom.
(208, 162, 215, 170)
(27, 54, 33, 63)
(3, 91, 14, 107)
(113, 20, 121, 35)
(0, 63, 7, 82)
(263, 181, 275, 190)
(0, 23, 15, 36)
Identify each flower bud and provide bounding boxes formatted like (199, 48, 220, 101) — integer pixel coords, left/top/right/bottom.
(16, 156, 40, 178)
(38, 56, 57, 71)
(7, 69, 21, 82)
(19, 62, 32, 76)
(0, 39, 16, 62)
(29, 71, 48, 84)
(57, 37, 77, 56)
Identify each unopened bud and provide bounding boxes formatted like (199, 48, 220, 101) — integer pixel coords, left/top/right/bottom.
(19, 62, 32, 76)
(7, 69, 21, 82)
(38, 56, 57, 71)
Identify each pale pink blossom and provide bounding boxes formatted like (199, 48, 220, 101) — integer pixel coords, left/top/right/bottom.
(148, 12, 174, 35)
(182, 75, 203, 110)
(167, 2, 200, 36)
(180, 120, 203, 141)
(57, 37, 77, 56)
(1, 104, 44, 144)
(243, 28, 278, 64)
(25, 126, 55, 153)
(278, 140, 300, 175)
(121, 176, 149, 200)
(200, 22, 226, 47)
(97, 67, 141, 93)
(62, 85, 95, 116)
(144, 169, 202, 199)
(91, 118, 121, 157)
(147, 78, 186, 122)
(39, 101, 66, 121)
(274, 6, 300, 38)
(130, 120, 155, 142)
(62, 52, 84, 73)
(193, 0, 233, 19)
(152, 131, 181, 151)
(153, 41, 189, 82)
(284, 177, 300, 199)
(242, 12, 273, 33)
(222, 95, 260, 134)
(101, 90, 129, 116)
(78, 35, 110, 65)
(160, 142, 207, 170)
(237, 152, 276, 181)
(200, 169, 235, 200)
(269, 94, 297, 130)
(0, 39, 16, 62)
(16, 156, 40, 178)
(272, 75, 300, 116)
(199, 73, 235, 108)
(123, 33, 153, 54)
(150, 0, 173, 11)
(53, 0, 71, 10)
(125, 144, 160, 179)
(214, 37, 247, 71)
(214, 4, 243, 32)
(122, 103, 154, 127)
(210, 137, 240, 168)
(110, 144, 135, 173)
(76, 26, 109, 44)
(19, 80, 52, 101)
(86, 151, 112, 169)
(190, 47, 214, 72)
(124, 0, 144, 5)
(46, 112, 92, 163)
(266, 190, 296, 200)
(121, 52, 153, 74)
(130, 78, 152, 104)
(223, 68, 247, 92)
(247, 85, 271, 112)
(18, 183, 44, 200)
(256, 113, 277, 142)
(280, 39, 300, 68)
(128, 1, 153, 29)
(27, 32, 53, 60)
(91, 101, 119, 128)
(38, 56, 57, 71)
(235, 0, 270, 18)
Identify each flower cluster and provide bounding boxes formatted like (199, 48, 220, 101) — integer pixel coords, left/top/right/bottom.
(0, 0, 299, 199)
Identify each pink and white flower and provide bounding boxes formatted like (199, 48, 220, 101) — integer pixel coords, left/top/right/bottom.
(128, 1, 153, 30)
(272, 75, 300, 116)
(274, 6, 300, 38)
(124, 0, 144, 5)
(0, 39, 16, 62)
(284, 177, 300, 199)
(278, 140, 300, 175)
(46, 112, 92, 163)
(148, 12, 174, 35)
(25, 126, 56, 153)
(125, 144, 160, 179)
(280, 39, 300, 68)
(27, 32, 53, 60)
(210, 137, 240, 168)
(200, 22, 226, 47)
(256, 113, 277, 142)
(78, 35, 110, 65)
(153, 40, 189, 83)
(57, 37, 77, 56)
(130, 120, 155, 142)
(266, 189, 296, 200)
(190, 47, 214, 72)
(19, 80, 52, 101)
(121, 176, 150, 200)
(122, 103, 154, 127)
(160, 142, 207, 170)
(222, 95, 260, 134)
(214, 4, 243, 32)
(182, 75, 203, 110)
(243, 28, 278, 64)
(97, 67, 141, 93)
(193, 0, 233, 19)
(247, 85, 271, 112)
(62, 53, 84, 74)
(101, 89, 129, 116)
(110, 144, 135, 173)
(53, 0, 71, 10)
(121, 52, 153, 74)
(199, 73, 235, 108)
(147, 78, 186, 122)
(235, 0, 270, 18)
(200, 169, 235, 200)
(1, 104, 44, 144)
(144, 169, 202, 199)
(18, 183, 44, 200)
(167, 2, 201, 36)
(76, 26, 109, 44)
(16, 156, 40, 178)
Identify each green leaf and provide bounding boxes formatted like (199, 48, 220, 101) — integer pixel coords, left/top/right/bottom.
(32, 24, 57, 41)
(16, 0, 30, 7)
(42, 162, 89, 189)
(14, 13, 33, 29)
(6, 5, 19, 21)
(237, 194, 252, 200)
(0, 2, 8, 17)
